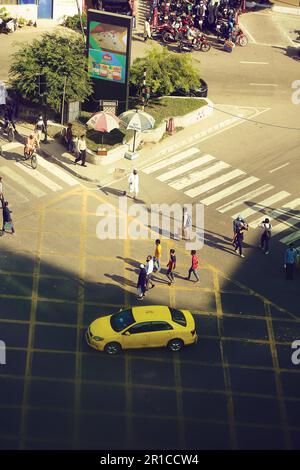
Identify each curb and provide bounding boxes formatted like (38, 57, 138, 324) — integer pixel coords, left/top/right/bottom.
(38, 148, 101, 184)
(272, 5, 300, 14)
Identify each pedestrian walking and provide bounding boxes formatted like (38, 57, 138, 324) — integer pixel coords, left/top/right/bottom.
(64, 123, 74, 153)
(0, 176, 4, 208)
(127, 169, 139, 199)
(284, 244, 298, 280)
(1, 201, 15, 235)
(182, 207, 192, 240)
(34, 115, 45, 146)
(233, 226, 245, 258)
(75, 135, 87, 167)
(186, 250, 199, 282)
(259, 218, 272, 254)
(137, 263, 147, 300)
(146, 255, 155, 289)
(144, 16, 152, 41)
(153, 239, 162, 272)
(233, 215, 247, 237)
(166, 249, 176, 286)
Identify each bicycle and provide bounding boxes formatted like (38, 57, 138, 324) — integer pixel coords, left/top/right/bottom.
(22, 147, 38, 169)
(1, 120, 15, 142)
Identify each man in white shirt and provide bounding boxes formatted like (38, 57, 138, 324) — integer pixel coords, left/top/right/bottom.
(128, 169, 139, 199)
(145, 255, 155, 289)
(182, 207, 192, 240)
(75, 135, 87, 167)
(259, 218, 272, 255)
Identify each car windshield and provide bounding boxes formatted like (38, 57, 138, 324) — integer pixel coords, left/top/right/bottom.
(110, 309, 135, 332)
(169, 308, 187, 327)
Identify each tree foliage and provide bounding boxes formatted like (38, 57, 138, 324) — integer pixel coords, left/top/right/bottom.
(62, 13, 87, 32)
(129, 46, 200, 96)
(9, 32, 92, 112)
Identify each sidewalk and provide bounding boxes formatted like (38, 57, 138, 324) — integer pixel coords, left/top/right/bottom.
(13, 104, 268, 186)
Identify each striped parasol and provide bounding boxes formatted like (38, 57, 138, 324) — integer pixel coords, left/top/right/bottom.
(118, 109, 155, 152)
(86, 112, 121, 133)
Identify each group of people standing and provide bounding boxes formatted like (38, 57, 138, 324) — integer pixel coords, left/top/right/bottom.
(232, 215, 299, 280)
(64, 123, 87, 167)
(136, 239, 200, 300)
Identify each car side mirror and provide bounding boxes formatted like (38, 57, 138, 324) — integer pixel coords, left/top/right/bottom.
(123, 331, 131, 336)
(118, 306, 124, 312)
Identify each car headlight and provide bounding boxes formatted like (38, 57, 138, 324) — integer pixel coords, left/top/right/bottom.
(93, 336, 104, 342)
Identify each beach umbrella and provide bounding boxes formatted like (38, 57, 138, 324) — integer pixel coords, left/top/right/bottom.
(86, 112, 121, 144)
(118, 109, 155, 152)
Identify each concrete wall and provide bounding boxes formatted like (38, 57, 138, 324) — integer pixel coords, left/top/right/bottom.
(53, 0, 82, 22)
(2, 4, 37, 20)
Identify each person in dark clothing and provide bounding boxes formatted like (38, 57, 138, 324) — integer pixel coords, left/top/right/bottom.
(65, 123, 74, 153)
(233, 227, 245, 257)
(3, 104, 16, 131)
(166, 249, 176, 285)
(2, 201, 15, 235)
(137, 263, 147, 300)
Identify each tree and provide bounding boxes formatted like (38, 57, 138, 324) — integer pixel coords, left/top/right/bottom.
(129, 46, 200, 97)
(9, 32, 93, 112)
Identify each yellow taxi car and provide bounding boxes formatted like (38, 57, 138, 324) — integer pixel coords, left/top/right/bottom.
(86, 305, 197, 355)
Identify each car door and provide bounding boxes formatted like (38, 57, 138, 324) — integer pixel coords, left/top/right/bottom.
(121, 322, 152, 350)
(147, 322, 174, 348)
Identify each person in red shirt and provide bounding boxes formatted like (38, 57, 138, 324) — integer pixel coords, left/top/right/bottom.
(186, 250, 199, 282)
(166, 248, 176, 286)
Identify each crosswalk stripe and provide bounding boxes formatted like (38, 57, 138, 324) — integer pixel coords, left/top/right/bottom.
(159, 154, 215, 183)
(279, 231, 300, 245)
(37, 157, 79, 186)
(185, 169, 245, 198)
(0, 166, 46, 198)
(217, 184, 274, 214)
(249, 199, 300, 228)
(200, 176, 259, 206)
(232, 191, 290, 220)
(142, 147, 200, 174)
(2, 179, 29, 203)
(170, 161, 229, 190)
(15, 162, 63, 192)
(272, 216, 300, 236)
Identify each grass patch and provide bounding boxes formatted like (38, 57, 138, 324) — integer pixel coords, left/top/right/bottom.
(144, 97, 206, 128)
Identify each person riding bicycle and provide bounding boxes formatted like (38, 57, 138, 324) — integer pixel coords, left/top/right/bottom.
(25, 133, 38, 157)
(185, 25, 197, 45)
(3, 104, 16, 132)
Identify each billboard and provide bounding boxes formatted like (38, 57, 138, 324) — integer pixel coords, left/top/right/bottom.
(87, 10, 132, 113)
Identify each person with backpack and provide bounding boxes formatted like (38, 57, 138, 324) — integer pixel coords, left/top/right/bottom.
(284, 244, 298, 280)
(35, 115, 45, 146)
(259, 218, 272, 255)
(166, 249, 176, 285)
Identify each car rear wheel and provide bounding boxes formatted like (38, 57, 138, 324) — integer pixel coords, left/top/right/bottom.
(168, 338, 184, 352)
(104, 342, 122, 355)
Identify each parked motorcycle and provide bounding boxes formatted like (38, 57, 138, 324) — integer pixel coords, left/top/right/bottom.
(0, 17, 16, 34)
(178, 34, 211, 52)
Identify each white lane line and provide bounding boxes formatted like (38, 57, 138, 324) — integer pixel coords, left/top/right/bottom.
(269, 162, 290, 173)
(238, 20, 257, 44)
(200, 176, 259, 206)
(280, 231, 300, 245)
(1, 177, 29, 203)
(143, 148, 199, 174)
(37, 157, 79, 186)
(217, 184, 273, 214)
(231, 191, 290, 220)
(170, 161, 229, 191)
(249, 199, 300, 228)
(15, 163, 63, 192)
(158, 154, 215, 183)
(0, 166, 46, 198)
(185, 169, 245, 198)
(240, 61, 269, 65)
(249, 83, 279, 87)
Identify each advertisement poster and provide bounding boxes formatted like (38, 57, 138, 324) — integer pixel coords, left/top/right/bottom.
(88, 21, 128, 84)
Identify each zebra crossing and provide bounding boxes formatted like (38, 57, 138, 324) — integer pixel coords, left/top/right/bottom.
(142, 146, 300, 248)
(0, 155, 79, 204)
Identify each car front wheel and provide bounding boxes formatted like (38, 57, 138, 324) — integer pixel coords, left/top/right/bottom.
(168, 338, 184, 352)
(104, 342, 122, 355)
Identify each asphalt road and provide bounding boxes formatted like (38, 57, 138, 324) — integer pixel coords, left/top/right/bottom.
(0, 9, 300, 451)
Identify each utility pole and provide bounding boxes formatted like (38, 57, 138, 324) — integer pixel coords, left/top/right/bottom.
(75, 0, 85, 38)
(60, 75, 67, 134)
